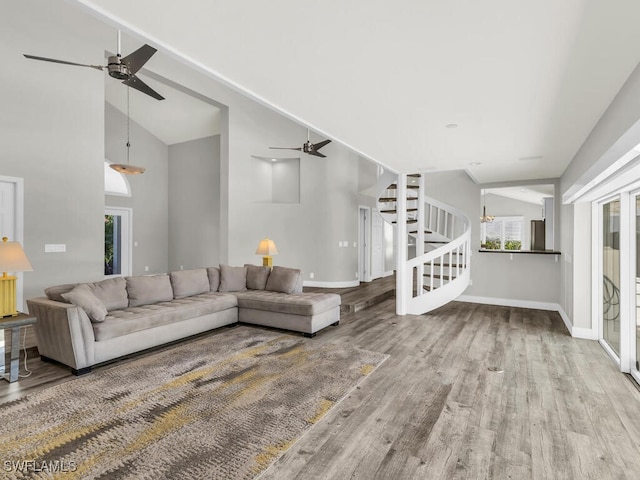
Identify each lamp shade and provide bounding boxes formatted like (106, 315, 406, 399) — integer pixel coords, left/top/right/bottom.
(0, 237, 33, 273)
(255, 238, 278, 256)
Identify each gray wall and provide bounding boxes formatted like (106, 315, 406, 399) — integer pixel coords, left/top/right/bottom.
(168, 135, 221, 270)
(0, 1, 109, 304)
(425, 170, 561, 304)
(105, 103, 169, 275)
(559, 60, 640, 331)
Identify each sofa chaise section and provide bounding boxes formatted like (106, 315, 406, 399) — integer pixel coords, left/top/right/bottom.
(236, 291, 340, 337)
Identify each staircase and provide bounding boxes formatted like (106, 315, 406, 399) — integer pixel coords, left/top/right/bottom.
(376, 170, 471, 315)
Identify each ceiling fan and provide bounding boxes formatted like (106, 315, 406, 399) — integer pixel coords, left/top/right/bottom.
(23, 31, 164, 101)
(269, 129, 331, 158)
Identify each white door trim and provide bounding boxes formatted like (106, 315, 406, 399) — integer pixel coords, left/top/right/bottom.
(0, 176, 25, 310)
(358, 206, 371, 283)
(105, 206, 133, 277)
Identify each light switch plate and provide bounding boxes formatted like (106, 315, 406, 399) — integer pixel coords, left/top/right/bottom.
(45, 244, 66, 253)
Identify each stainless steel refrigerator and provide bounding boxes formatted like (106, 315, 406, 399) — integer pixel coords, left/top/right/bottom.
(531, 220, 545, 250)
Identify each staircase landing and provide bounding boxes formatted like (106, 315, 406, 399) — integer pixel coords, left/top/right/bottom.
(303, 275, 395, 314)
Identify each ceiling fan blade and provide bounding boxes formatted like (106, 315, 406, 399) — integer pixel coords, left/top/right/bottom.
(269, 147, 303, 151)
(120, 44, 157, 75)
(313, 139, 332, 150)
(309, 151, 327, 158)
(122, 75, 165, 101)
(23, 54, 104, 71)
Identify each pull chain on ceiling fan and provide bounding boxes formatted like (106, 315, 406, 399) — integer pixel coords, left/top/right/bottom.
(110, 86, 145, 175)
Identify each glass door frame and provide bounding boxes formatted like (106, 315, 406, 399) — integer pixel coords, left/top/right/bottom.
(594, 190, 637, 374)
(629, 188, 640, 383)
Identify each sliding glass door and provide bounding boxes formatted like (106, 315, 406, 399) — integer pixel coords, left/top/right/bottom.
(602, 199, 621, 357)
(633, 196, 640, 379)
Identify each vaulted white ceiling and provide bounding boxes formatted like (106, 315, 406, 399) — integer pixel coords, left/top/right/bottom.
(32, 1, 640, 183)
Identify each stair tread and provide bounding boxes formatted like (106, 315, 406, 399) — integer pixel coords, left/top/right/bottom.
(407, 173, 421, 178)
(409, 230, 434, 234)
(392, 219, 418, 224)
(378, 197, 419, 203)
(381, 208, 418, 214)
(387, 184, 420, 190)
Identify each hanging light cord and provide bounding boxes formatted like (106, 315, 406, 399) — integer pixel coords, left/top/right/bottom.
(126, 86, 130, 166)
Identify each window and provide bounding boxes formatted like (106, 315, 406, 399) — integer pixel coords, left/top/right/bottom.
(481, 216, 523, 250)
(104, 160, 131, 197)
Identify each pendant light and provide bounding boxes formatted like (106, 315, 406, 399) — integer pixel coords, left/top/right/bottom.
(110, 84, 145, 175)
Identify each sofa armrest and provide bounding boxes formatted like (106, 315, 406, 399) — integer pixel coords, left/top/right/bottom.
(26, 297, 95, 370)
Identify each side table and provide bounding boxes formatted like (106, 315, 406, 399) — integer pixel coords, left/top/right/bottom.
(0, 313, 37, 382)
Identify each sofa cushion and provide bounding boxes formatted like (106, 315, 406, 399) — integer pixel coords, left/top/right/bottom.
(126, 274, 174, 307)
(207, 267, 220, 292)
(265, 266, 301, 294)
(170, 269, 210, 299)
(87, 277, 128, 311)
(45, 283, 77, 303)
(62, 284, 108, 323)
(244, 264, 271, 290)
(219, 265, 247, 292)
(235, 291, 340, 316)
(92, 293, 238, 341)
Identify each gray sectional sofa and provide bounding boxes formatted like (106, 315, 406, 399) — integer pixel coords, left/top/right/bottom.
(26, 265, 341, 375)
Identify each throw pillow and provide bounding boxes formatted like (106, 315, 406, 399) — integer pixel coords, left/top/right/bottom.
(62, 284, 108, 323)
(219, 265, 247, 292)
(87, 277, 128, 311)
(170, 269, 210, 299)
(207, 266, 221, 292)
(45, 283, 77, 303)
(244, 264, 271, 290)
(126, 275, 174, 307)
(265, 266, 301, 294)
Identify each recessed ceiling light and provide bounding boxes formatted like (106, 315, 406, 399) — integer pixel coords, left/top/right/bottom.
(271, 158, 277, 162)
(445, 123, 458, 129)
(469, 161, 482, 166)
(518, 155, 543, 161)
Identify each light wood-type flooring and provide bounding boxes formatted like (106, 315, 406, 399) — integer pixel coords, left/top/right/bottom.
(2, 290, 640, 479)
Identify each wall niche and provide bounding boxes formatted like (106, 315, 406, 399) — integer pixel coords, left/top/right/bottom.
(251, 156, 300, 203)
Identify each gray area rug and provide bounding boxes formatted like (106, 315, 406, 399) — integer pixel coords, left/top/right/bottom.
(0, 327, 387, 479)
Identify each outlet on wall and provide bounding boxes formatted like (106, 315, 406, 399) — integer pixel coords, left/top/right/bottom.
(144, 266, 149, 272)
(180, 265, 184, 270)
(309, 272, 314, 279)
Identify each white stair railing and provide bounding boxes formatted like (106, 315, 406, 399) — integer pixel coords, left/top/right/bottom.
(375, 171, 471, 315)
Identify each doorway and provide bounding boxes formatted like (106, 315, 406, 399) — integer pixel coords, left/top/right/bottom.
(105, 207, 132, 277)
(0, 176, 24, 309)
(358, 207, 371, 282)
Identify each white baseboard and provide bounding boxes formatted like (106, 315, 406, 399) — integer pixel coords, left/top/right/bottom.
(303, 280, 360, 288)
(570, 326, 599, 340)
(382, 271, 394, 278)
(456, 295, 559, 312)
(456, 295, 598, 340)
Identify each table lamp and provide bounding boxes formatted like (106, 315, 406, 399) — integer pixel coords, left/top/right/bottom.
(0, 237, 33, 317)
(255, 238, 278, 267)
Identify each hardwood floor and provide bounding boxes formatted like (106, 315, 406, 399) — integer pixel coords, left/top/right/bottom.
(3, 293, 640, 479)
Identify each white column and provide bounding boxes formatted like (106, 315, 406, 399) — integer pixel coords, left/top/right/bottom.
(396, 173, 408, 315)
